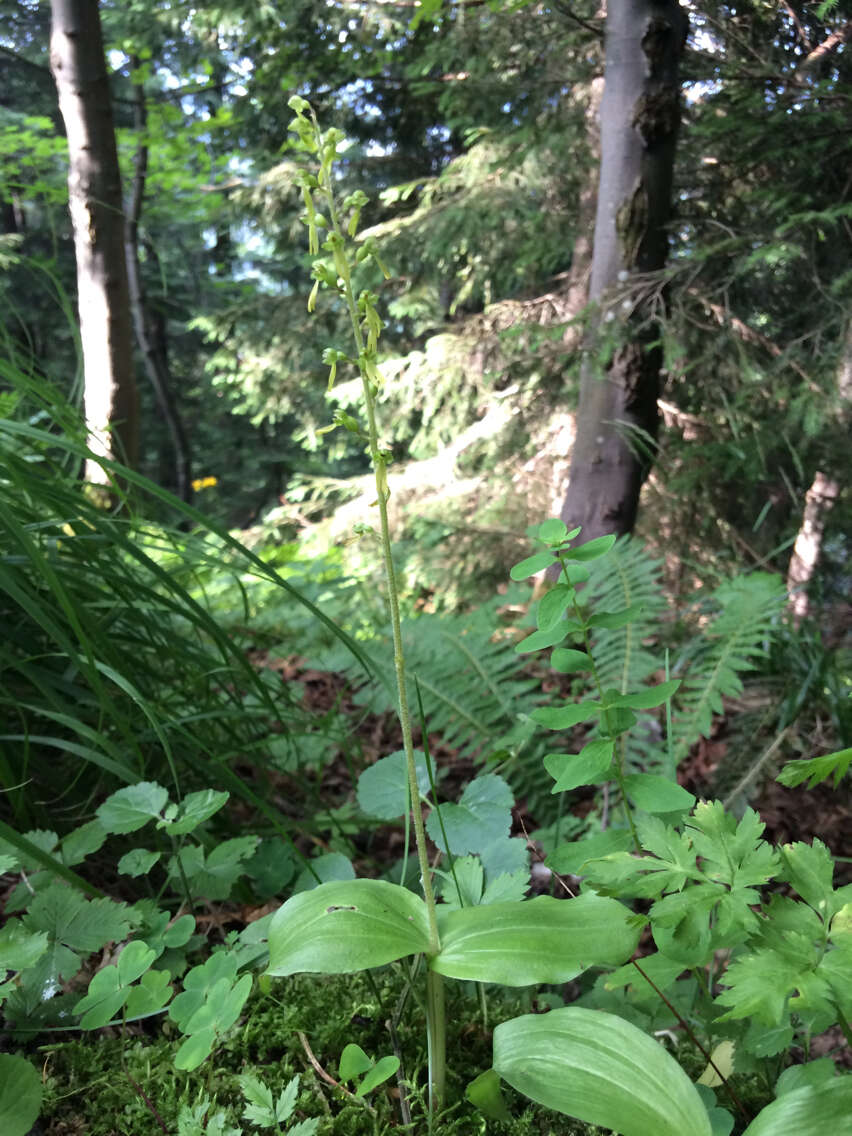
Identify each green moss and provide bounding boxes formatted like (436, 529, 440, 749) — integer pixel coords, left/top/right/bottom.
(37, 972, 606, 1135)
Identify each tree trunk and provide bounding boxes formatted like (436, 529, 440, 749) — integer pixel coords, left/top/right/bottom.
(49, 0, 139, 482)
(785, 321, 851, 623)
(559, 0, 686, 542)
(125, 56, 193, 503)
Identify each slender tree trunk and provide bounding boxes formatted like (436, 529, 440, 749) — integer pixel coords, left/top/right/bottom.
(559, 1, 686, 541)
(125, 56, 193, 503)
(786, 322, 851, 623)
(49, 0, 139, 481)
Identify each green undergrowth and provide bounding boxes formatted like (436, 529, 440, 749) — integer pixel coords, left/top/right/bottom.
(35, 974, 624, 1135)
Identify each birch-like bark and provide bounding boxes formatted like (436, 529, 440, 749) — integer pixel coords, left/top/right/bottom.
(49, 0, 138, 481)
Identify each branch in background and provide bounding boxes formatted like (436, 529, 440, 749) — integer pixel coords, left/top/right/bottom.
(125, 55, 193, 503)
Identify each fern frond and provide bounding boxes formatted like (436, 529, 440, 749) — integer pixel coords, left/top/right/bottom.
(671, 572, 786, 766)
(584, 536, 667, 695)
(312, 590, 539, 760)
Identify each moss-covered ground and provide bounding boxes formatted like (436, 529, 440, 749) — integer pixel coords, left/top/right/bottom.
(33, 971, 610, 1135)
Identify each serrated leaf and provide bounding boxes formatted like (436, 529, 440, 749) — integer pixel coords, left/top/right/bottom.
(510, 551, 556, 580)
(96, 782, 169, 834)
(274, 1074, 300, 1121)
(163, 790, 229, 836)
(24, 884, 133, 953)
(118, 849, 161, 877)
(0, 921, 49, 972)
(60, 821, 107, 865)
(357, 750, 431, 819)
(493, 1007, 711, 1136)
(778, 840, 836, 914)
(267, 879, 431, 977)
(432, 894, 640, 984)
(239, 1072, 276, 1125)
(545, 739, 614, 792)
(776, 747, 851, 789)
(287, 1121, 319, 1136)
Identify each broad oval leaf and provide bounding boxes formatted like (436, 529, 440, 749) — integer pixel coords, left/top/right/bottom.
(531, 701, 600, 730)
(537, 585, 575, 632)
(493, 1007, 712, 1136)
(623, 774, 695, 814)
(608, 679, 681, 709)
(0, 1054, 42, 1136)
(550, 647, 592, 674)
(510, 551, 556, 580)
(514, 623, 577, 654)
(96, 782, 168, 834)
(430, 893, 640, 984)
(741, 1077, 852, 1136)
(564, 533, 618, 562)
(544, 739, 614, 793)
(267, 879, 431, 976)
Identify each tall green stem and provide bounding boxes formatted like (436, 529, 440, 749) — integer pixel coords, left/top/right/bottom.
(307, 109, 446, 1113)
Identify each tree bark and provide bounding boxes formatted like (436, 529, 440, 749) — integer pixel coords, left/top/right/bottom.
(559, 0, 686, 542)
(125, 56, 193, 502)
(785, 321, 851, 623)
(49, 0, 139, 482)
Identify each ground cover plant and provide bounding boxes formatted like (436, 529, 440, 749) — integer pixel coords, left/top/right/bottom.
(2, 54, 851, 1136)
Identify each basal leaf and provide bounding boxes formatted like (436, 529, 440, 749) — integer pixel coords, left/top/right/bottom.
(740, 1077, 852, 1136)
(266, 879, 431, 977)
(493, 1007, 712, 1136)
(0, 1054, 42, 1136)
(339, 1043, 373, 1082)
(431, 893, 640, 984)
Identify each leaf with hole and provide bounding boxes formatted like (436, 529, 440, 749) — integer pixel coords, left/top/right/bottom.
(266, 879, 431, 977)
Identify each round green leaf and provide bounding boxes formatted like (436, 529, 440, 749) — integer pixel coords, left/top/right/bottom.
(431, 893, 640, 984)
(357, 750, 430, 819)
(339, 1043, 372, 1083)
(266, 879, 431, 977)
(537, 519, 568, 544)
(0, 1054, 42, 1136)
(96, 782, 168, 834)
(493, 1007, 712, 1136)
